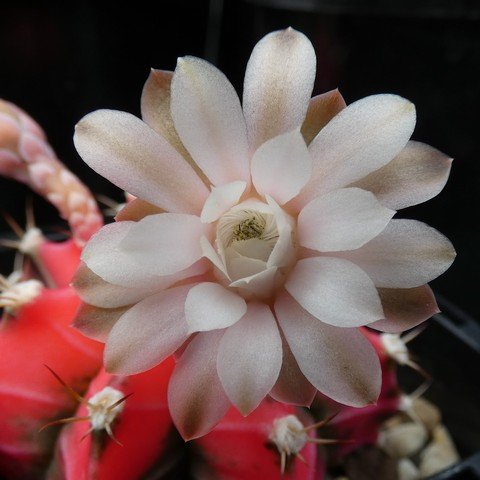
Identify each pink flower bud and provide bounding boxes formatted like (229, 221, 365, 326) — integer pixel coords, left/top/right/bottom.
(0, 99, 103, 244)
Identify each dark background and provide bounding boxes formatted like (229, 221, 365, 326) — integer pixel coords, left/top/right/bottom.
(0, 1, 479, 320)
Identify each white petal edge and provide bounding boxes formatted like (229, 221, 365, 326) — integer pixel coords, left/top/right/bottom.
(81, 221, 162, 288)
(266, 195, 295, 268)
(276, 291, 381, 407)
(297, 187, 395, 252)
(285, 256, 384, 327)
(74, 109, 209, 214)
(229, 266, 278, 299)
(171, 56, 250, 186)
(104, 285, 192, 375)
(217, 302, 282, 415)
(200, 236, 230, 280)
(200, 181, 247, 223)
(185, 282, 247, 333)
(120, 213, 209, 276)
(251, 128, 312, 205)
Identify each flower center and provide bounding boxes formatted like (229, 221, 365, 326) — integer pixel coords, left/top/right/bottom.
(232, 215, 266, 242)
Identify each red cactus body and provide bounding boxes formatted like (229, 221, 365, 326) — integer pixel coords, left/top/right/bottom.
(38, 239, 82, 288)
(195, 399, 321, 480)
(0, 287, 103, 479)
(48, 359, 176, 480)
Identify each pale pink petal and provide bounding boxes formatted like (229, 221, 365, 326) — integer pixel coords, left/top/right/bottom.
(351, 141, 453, 210)
(74, 109, 209, 214)
(292, 94, 416, 209)
(104, 285, 191, 375)
(200, 236, 230, 280)
(185, 282, 247, 333)
(301, 89, 347, 145)
(73, 303, 128, 342)
(243, 28, 316, 150)
(276, 291, 381, 406)
(251, 128, 312, 205)
(73, 260, 208, 308)
(297, 188, 395, 252)
(171, 56, 250, 185)
(369, 285, 439, 333)
(81, 221, 161, 287)
(229, 266, 278, 299)
(120, 213, 209, 276)
(200, 181, 247, 223)
(217, 302, 282, 415)
(168, 330, 230, 440)
(285, 257, 384, 327)
(339, 219, 456, 288)
(266, 195, 295, 268)
(269, 333, 316, 407)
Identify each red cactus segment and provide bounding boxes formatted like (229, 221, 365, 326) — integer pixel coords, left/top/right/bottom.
(0, 287, 103, 479)
(195, 399, 320, 480)
(49, 359, 176, 480)
(38, 240, 82, 287)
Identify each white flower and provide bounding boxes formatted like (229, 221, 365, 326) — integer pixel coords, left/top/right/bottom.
(72, 28, 455, 440)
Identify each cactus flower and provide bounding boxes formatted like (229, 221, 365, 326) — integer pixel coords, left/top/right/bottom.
(73, 28, 455, 440)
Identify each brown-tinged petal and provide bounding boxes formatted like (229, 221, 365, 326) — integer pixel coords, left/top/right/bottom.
(301, 89, 346, 145)
(243, 28, 316, 151)
(217, 302, 282, 415)
(171, 56, 250, 186)
(73, 259, 208, 308)
(141, 69, 210, 185)
(74, 109, 209, 214)
(269, 332, 316, 407)
(351, 141, 453, 210)
(115, 198, 163, 222)
(73, 303, 129, 342)
(275, 291, 381, 407)
(168, 330, 231, 440)
(292, 94, 416, 209)
(369, 285, 439, 333)
(338, 219, 456, 288)
(104, 285, 191, 375)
